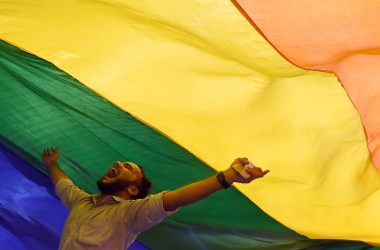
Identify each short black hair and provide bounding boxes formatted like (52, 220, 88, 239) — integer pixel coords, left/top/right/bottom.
(130, 165, 152, 200)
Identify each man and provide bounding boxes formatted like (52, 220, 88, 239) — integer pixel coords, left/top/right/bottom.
(42, 147, 269, 249)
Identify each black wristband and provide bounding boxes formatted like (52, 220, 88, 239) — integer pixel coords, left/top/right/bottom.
(217, 171, 231, 189)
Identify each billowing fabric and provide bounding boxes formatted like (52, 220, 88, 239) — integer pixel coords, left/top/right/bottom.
(0, 0, 380, 248)
(1, 39, 342, 249)
(235, 0, 380, 170)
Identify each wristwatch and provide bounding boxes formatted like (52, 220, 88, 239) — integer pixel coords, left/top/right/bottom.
(217, 171, 231, 189)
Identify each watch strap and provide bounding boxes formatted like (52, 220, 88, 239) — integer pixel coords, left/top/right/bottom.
(217, 171, 231, 189)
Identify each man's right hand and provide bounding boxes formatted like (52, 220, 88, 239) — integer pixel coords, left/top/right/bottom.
(42, 147, 69, 186)
(42, 147, 60, 167)
(224, 158, 269, 184)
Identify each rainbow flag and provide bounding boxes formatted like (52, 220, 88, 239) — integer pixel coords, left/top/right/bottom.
(1, 1, 380, 249)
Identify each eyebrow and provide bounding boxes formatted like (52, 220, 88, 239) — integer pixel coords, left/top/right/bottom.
(123, 162, 133, 170)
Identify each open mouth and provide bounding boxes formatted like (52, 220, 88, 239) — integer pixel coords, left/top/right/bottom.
(106, 166, 119, 178)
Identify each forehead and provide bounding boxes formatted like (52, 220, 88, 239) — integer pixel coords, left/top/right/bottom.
(125, 161, 139, 169)
(125, 162, 143, 176)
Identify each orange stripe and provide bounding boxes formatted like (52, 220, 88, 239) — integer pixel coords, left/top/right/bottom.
(236, 0, 380, 170)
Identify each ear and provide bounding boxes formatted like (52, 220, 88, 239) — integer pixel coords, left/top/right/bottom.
(127, 185, 139, 196)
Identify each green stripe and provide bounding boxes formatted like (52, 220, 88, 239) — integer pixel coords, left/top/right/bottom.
(0, 39, 375, 249)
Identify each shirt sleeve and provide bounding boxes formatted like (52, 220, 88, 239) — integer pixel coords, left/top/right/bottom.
(55, 179, 91, 210)
(124, 191, 178, 233)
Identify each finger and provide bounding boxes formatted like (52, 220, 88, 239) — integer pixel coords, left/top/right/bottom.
(255, 169, 266, 178)
(251, 171, 263, 179)
(250, 168, 261, 177)
(231, 158, 242, 166)
(247, 167, 259, 174)
(254, 170, 265, 178)
(255, 167, 262, 172)
(239, 157, 249, 165)
(262, 170, 270, 175)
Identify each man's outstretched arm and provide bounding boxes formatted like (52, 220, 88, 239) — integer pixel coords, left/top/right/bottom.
(42, 147, 70, 186)
(162, 158, 269, 211)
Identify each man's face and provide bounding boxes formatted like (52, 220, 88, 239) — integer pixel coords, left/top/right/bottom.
(97, 161, 143, 194)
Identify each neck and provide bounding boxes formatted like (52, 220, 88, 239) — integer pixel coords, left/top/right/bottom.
(97, 190, 131, 202)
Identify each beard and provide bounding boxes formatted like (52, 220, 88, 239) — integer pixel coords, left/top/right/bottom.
(96, 178, 131, 194)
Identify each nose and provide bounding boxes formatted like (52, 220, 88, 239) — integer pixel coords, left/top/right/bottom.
(115, 161, 123, 167)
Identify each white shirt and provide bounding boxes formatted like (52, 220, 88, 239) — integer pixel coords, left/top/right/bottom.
(55, 179, 177, 249)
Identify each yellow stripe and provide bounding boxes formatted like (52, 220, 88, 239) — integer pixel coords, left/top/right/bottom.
(1, 0, 380, 244)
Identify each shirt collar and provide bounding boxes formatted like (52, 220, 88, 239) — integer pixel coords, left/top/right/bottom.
(92, 194, 127, 206)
